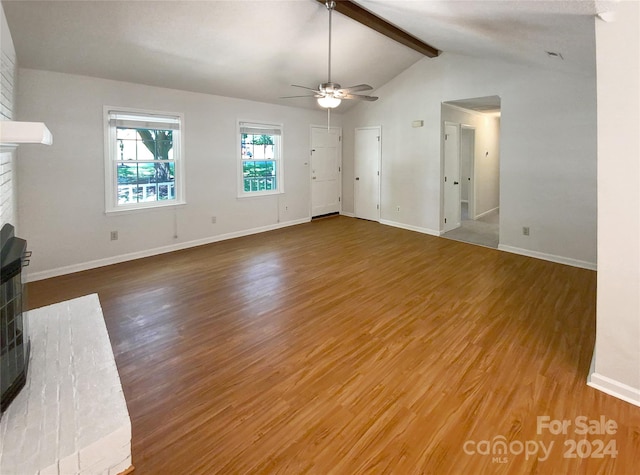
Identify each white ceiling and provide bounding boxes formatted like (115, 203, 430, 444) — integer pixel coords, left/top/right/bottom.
(2, 0, 610, 111)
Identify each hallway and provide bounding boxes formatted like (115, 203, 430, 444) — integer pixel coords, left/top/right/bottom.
(442, 202, 499, 248)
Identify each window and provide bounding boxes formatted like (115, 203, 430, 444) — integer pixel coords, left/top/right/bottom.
(105, 108, 184, 212)
(238, 121, 283, 197)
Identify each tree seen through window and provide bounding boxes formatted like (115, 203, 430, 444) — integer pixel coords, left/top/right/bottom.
(116, 128, 175, 204)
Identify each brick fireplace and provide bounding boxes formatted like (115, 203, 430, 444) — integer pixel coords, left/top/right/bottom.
(0, 294, 132, 474)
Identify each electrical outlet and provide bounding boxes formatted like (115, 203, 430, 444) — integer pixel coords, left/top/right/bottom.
(211, 216, 217, 224)
(522, 226, 530, 236)
(110, 231, 118, 241)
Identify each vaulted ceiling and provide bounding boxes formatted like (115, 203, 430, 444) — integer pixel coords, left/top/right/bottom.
(2, 0, 611, 111)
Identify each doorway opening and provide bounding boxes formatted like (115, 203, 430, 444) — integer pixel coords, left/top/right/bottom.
(440, 96, 501, 248)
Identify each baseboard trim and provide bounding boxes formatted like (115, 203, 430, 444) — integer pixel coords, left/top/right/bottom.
(379, 219, 440, 237)
(340, 211, 355, 218)
(25, 218, 311, 282)
(588, 365, 640, 407)
(497, 244, 596, 270)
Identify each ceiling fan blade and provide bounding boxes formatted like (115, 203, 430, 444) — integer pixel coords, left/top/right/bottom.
(340, 84, 373, 93)
(291, 84, 321, 93)
(281, 95, 321, 99)
(343, 94, 378, 101)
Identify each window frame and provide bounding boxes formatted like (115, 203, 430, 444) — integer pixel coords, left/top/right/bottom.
(237, 120, 284, 198)
(104, 106, 185, 214)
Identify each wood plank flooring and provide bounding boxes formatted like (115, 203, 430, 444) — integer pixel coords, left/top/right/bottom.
(26, 216, 640, 474)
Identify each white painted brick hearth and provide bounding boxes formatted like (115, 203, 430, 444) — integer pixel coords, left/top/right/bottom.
(0, 294, 132, 475)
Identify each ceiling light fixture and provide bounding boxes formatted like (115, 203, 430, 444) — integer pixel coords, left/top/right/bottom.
(317, 95, 341, 108)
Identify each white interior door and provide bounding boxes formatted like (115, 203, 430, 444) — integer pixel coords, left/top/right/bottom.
(354, 126, 381, 221)
(460, 126, 475, 220)
(443, 122, 461, 232)
(311, 126, 341, 217)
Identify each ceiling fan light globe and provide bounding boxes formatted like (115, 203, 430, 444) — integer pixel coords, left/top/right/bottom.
(317, 96, 341, 108)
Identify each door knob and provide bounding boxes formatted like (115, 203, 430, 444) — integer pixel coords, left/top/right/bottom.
(453, 181, 459, 185)
(355, 177, 360, 181)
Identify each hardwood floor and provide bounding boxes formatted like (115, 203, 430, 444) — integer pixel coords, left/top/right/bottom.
(27, 216, 640, 474)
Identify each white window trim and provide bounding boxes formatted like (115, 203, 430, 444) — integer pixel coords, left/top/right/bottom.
(237, 120, 284, 198)
(104, 106, 186, 214)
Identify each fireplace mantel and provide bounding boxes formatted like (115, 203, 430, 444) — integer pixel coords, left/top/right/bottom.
(0, 121, 53, 147)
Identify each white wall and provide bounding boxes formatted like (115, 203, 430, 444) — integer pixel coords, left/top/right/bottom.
(0, 2, 14, 120)
(342, 51, 597, 268)
(16, 68, 337, 278)
(0, 2, 17, 229)
(441, 104, 500, 218)
(589, 2, 640, 406)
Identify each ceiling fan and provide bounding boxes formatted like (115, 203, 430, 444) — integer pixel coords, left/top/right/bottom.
(284, 0, 378, 109)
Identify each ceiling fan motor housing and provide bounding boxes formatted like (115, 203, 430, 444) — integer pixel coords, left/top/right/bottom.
(320, 82, 341, 94)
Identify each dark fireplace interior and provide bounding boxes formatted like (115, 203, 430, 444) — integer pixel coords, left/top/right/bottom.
(1, 223, 30, 414)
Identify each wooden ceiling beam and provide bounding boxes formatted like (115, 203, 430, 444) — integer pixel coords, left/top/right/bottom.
(317, 0, 439, 58)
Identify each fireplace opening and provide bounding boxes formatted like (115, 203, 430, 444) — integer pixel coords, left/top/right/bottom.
(1, 223, 31, 414)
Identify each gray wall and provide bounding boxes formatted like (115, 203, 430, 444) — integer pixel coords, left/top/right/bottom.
(590, 2, 640, 404)
(342, 51, 597, 268)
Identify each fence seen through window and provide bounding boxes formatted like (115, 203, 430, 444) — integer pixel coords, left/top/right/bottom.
(239, 121, 282, 195)
(241, 133, 278, 192)
(116, 127, 175, 205)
